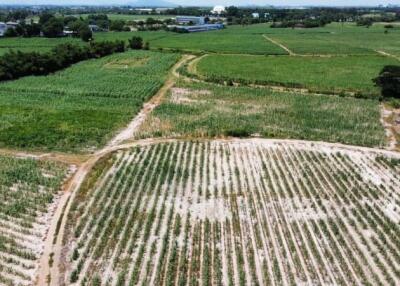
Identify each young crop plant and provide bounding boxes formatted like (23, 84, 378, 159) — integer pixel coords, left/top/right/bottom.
(0, 155, 69, 285)
(61, 140, 400, 285)
(0, 50, 179, 152)
(138, 81, 385, 148)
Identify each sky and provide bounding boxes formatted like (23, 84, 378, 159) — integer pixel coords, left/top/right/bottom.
(0, 0, 399, 6)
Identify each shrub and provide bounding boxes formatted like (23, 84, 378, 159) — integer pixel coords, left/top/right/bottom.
(224, 129, 251, 137)
(373, 65, 400, 98)
(80, 27, 93, 42)
(129, 36, 143, 50)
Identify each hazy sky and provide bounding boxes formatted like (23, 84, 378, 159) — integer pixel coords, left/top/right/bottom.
(0, 0, 399, 6)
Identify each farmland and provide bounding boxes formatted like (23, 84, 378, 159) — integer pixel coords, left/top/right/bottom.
(0, 50, 179, 152)
(0, 23, 399, 57)
(0, 11, 399, 286)
(0, 155, 69, 285)
(265, 23, 400, 56)
(193, 54, 398, 96)
(62, 140, 400, 285)
(0, 37, 83, 56)
(137, 81, 385, 147)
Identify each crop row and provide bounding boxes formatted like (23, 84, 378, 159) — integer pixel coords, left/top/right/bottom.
(64, 140, 400, 285)
(0, 155, 68, 286)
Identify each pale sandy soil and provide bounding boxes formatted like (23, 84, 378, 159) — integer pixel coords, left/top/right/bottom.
(57, 139, 399, 286)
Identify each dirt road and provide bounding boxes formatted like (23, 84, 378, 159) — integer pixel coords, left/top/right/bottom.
(34, 51, 399, 285)
(35, 55, 192, 286)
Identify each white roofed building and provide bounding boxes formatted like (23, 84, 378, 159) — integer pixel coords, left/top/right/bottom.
(0, 22, 7, 36)
(211, 5, 226, 15)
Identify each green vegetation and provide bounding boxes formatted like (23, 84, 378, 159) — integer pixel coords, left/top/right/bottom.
(63, 141, 400, 285)
(0, 37, 83, 55)
(1, 22, 399, 57)
(374, 65, 400, 98)
(0, 155, 67, 285)
(0, 50, 179, 152)
(195, 54, 398, 96)
(148, 25, 287, 55)
(73, 13, 175, 21)
(265, 22, 400, 56)
(138, 81, 385, 147)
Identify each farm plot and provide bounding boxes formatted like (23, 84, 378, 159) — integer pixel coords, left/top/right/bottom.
(0, 37, 82, 56)
(265, 22, 400, 56)
(62, 140, 400, 286)
(193, 54, 398, 97)
(0, 51, 179, 152)
(137, 81, 385, 147)
(0, 155, 70, 285)
(147, 24, 287, 55)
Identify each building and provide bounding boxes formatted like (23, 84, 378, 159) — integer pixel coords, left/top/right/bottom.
(89, 25, 101, 32)
(173, 23, 224, 33)
(252, 13, 260, 18)
(0, 22, 8, 36)
(176, 16, 205, 25)
(211, 5, 226, 15)
(6, 22, 18, 29)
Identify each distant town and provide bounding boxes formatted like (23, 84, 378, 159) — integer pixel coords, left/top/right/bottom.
(0, 4, 399, 37)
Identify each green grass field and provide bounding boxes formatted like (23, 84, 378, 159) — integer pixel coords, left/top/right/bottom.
(0, 37, 83, 55)
(147, 25, 287, 55)
(266, 22, 400, 56)
(0, 51, 179, 152)
(1, 22, 399, 57)
(195, 54, 397, 96)
(138, 80, 385, 147)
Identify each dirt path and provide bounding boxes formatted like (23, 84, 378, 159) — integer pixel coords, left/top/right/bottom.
(35, 55, 193, 286)
(376, 50, 400, 61)
(34, 46, 400, 285)
(263, 35, 295, 56)
(0, 148, 88, 165)
(108, 54, 195, 146)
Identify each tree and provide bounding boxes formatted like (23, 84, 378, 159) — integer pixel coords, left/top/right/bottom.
(226, 6, 240, 17)
(79, 26, 93, 42)
(4, 28, 18, 37)
(25, 23, 41, 37)
(129, 36, 143, 50)
(373, 65, 400, 98)
(39, 12, 54, 25)
(42, 18, 64, 38)
(110, 20, 126, 32)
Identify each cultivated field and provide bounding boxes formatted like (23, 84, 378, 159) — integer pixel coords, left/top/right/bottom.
(62, 140, 400, 285)
(194, 54, 397, 96)
(0, 17, 399, 286)
(0, 50, 178, 152)
(265, 22, 400, 56)
(1, 22, 399, 57)
(137, 81, 385, 147)
(0, 37, 83, 56)
(0, 155, 70, 285)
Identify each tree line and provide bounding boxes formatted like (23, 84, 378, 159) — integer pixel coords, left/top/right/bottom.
(0, 36, 148, 81)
